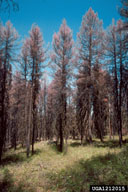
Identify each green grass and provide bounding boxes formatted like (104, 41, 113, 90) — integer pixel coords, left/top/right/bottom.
(0, 137, 128, 192)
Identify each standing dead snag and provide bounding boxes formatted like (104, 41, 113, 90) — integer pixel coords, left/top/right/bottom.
(0, 21, 18, 161)
(106, 19, 127, 146)
(29, 25, 45, 154)
(51, 19, 73, 152)
(76, 8, 104, 143)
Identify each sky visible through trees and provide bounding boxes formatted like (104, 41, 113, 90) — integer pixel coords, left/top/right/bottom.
(0, 0, 121, 44)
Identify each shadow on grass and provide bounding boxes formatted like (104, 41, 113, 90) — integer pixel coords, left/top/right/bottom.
(70, 142, 81, 147)
(70, 141, 92, 147)
(49, 143, 63, 155)
(70, 139, 128, 149)
(46, 145, 128, 192)
(1, 148, 42, 166)
(49, 142, 71, 155)
(1, 153, 26, 166)
(0, 168, 35, 192)
(92, 140, 120, 148)
(32, 148, 42, 156)
(92, 139, 128, 149)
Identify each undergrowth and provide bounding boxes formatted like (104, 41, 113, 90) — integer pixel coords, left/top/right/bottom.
(0, 137, 128, 192)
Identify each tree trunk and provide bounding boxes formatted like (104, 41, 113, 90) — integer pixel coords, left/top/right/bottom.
(59, 114, 63, 152)
(32, 90, 36, 155)
(26, 86, 31, 157)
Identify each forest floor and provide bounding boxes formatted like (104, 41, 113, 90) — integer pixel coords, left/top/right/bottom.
(0, 136, 128, 192)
